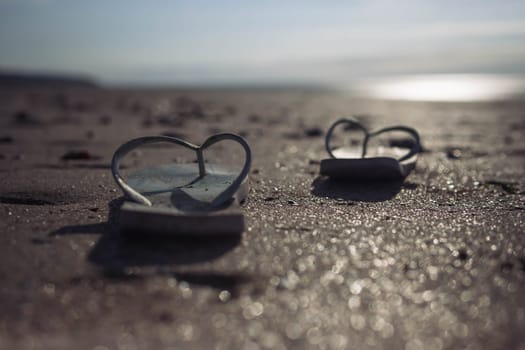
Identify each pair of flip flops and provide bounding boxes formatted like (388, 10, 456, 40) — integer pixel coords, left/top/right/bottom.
(111, 118, 421, 236)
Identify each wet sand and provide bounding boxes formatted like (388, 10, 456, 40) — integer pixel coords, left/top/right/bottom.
(0, 85, 524, 349)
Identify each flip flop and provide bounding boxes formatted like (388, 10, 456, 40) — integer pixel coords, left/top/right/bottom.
(111, 133, 251, 236)
(320, 118, 421, 180)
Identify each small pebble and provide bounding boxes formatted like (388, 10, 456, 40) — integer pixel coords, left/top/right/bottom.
(31, 238, 51, 245)
(98, 115, 112, 125)
(13, 110, 40, 125)
(304, 127, 323, 137)
(248, 114, 261, 123)
(447, 148, 462, 159)
(501, 262, 513, 273)
(457, 249, 469, 261)
(142, 118, 154, 127)
(61, 150, 100, 161)
(224, 105, 236, 115)
(158, 311, 174, 323)
(218, 290, 231, 302)
(157, 115, 176, 126)
(0, 136, 14, 144)
(282, 132, 302, 140)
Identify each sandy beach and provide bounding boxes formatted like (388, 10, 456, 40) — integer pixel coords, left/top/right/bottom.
(0, 84, 524, 349)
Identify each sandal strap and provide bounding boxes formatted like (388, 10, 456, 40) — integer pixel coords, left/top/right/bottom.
(325, 117, 421, 162)
(325, 118, 368, 159)
(111, 133, 252, 208)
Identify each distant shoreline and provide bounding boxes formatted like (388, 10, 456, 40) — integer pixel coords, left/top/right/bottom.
(2, 70, 525, 102)
(0, 71, 99, 89)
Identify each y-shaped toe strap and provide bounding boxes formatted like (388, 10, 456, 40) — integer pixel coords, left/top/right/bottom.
(111, 133, 252, 208)
(325, 117, 421, 162)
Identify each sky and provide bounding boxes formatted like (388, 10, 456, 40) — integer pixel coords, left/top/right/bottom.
(1, 0, 525, 85)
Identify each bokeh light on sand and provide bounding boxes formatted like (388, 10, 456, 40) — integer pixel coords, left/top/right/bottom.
(356, 74, 525, 102)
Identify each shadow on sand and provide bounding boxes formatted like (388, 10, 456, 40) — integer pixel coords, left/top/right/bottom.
(311, 176, 416, 202)
(49, 198, 245, 290)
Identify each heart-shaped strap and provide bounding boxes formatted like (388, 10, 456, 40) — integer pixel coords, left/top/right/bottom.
(325, 117, 421, 162)
(111, 133, 252, 208)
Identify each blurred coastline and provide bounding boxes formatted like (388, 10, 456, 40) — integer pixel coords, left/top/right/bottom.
(2, 70, 525, 103)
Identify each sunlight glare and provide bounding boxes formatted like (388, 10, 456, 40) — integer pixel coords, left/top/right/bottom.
(358, 74, 525, 101)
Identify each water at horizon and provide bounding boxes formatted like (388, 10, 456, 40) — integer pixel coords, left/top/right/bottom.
(350, 74, 525, 102)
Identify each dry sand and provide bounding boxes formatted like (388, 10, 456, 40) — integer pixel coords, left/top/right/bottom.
(0, 85, 524, 349)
